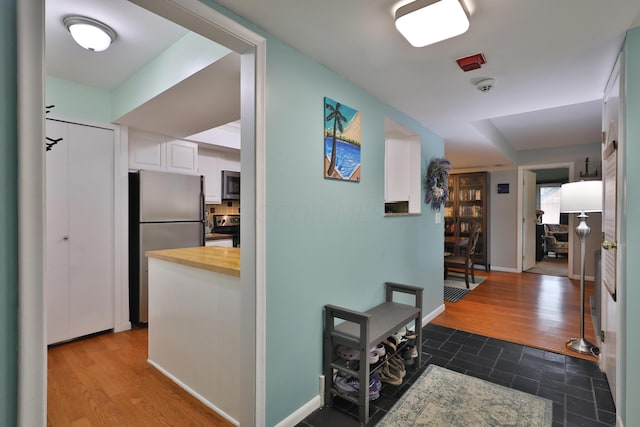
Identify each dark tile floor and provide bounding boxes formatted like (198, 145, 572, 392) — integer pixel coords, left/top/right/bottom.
(298, 324, 616, 427)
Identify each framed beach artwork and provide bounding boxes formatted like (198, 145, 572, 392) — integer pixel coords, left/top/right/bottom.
(324, 97, 361, 182)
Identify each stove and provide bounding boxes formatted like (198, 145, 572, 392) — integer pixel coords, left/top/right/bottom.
(212, 214, 240, 247)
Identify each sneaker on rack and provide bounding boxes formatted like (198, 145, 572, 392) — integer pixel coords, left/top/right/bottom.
(336, 345, 379, 364)
(387, 329, 406, 347)
(335, 372, 381, 400)
(401, 347, 415, 366)
(372, 343, 386, 358)
(401, 326, 417, 340)
(334, 372, 358, 396)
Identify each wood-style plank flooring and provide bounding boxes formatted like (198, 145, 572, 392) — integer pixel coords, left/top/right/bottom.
(47, 327, 233, 427)
(48, 269, 597, 425)
(434, 270, 598, 361)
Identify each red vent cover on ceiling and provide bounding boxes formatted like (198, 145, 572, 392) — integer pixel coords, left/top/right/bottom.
(456, 53, 486, 72)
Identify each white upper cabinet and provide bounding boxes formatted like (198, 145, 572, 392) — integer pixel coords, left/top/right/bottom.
(384, 135, 421, 214)
(129, 129, 198, 175)
(128, 130, 165, 171)
(166, 139, 199, 174)
(385, 138, 411, 203)
(198, 148, 240, 204)
(199, 149, 221, 204)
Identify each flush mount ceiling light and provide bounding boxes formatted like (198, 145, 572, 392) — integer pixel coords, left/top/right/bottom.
(395, 0, 469, 47)
(63, 15, 117, 52)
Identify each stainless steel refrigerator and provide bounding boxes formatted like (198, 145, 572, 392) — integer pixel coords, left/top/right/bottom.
(129, 170, 204, 325)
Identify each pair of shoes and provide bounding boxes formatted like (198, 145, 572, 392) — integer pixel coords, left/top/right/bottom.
(372, 343, 386, 358)
(387, 330, 405, 347)
(379, 363, 402, 385)
(336, 345, 380, 364)
(382, 338, 397, 354)
(388, 327, 417, 347)
(387, 354, 406, 379)
(401, 327, 417, 340)
(400, 345, 418, 366)
(334, 372, 381, 400)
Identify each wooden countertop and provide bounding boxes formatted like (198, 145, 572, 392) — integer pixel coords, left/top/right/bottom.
(146, 246, 240, 277)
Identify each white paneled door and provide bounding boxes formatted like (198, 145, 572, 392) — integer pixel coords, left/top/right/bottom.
(45, 119, 115, 345)
(601, 55, 620, 407)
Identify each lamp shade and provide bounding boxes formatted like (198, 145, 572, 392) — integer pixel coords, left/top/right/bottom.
(395, 0, 469, 47)
(560, 180, 602, 213)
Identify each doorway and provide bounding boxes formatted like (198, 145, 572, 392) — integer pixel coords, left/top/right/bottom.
(526, 167, 571, 277)
(18, 1, 266, 426)
(516, 163, 574, 277)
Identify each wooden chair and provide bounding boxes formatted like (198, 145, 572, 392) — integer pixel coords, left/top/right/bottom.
(444, 224, 481, 288)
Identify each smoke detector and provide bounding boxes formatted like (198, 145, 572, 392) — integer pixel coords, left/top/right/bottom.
(475, 78, 495, 92)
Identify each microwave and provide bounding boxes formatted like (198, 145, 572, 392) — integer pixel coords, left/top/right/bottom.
(221, 170, 240, 200)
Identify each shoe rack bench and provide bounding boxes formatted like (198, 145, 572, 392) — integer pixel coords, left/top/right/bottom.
(323, 282, 423, 424)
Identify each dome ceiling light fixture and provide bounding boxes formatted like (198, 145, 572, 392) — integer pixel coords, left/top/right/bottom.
(63, 15, 117, 52)
(394, 0, 470, 48)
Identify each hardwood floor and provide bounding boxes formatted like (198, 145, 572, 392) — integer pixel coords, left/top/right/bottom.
(48, 270, 597, 425)
(47, 328, 233, 427)
(434, 270, 598, 362)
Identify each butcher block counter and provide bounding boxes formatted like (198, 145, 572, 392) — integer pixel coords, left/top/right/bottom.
(145, 246, 240, 277)
(145, 245, 241, 424)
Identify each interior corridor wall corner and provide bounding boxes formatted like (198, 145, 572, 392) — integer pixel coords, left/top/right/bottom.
(622, 24, 640, 427)
(0, 0, 19, 425)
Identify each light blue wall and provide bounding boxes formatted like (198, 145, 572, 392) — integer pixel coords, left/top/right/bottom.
(47, 33, 230, 124)
(46, 75, 112, 123)
(622, 26, 640, 426)
(263, 36, 444, 425)
(0, 1, 18, 425)
(112, 32, 230, 121)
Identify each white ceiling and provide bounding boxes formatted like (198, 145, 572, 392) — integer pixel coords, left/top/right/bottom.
(46, 0, 640, 168)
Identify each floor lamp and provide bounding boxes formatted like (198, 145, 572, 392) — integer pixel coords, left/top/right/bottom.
(560, 180, 602, 355)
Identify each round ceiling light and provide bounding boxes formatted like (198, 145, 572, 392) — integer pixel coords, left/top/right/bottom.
(63, 15, 117, 52)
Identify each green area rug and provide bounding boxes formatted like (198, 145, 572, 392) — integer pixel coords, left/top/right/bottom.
(378, 365, 552, 426)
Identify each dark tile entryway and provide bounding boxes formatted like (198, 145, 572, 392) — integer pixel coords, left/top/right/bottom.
(298, 324, 615, 427)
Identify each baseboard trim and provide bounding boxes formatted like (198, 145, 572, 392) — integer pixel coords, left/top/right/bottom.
(146, 358, 239, 426)
(274, 395, 322, 427)
(424, 304, 445, 324)
(490, 266, 519, 273)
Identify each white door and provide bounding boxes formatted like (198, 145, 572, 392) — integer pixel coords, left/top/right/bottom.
(522, 170, 537, 271)
(601, 55, 620, 405)
(67, 123, 115, 340)
(45, 120, 71, 344)
(45, 119, 115, 344)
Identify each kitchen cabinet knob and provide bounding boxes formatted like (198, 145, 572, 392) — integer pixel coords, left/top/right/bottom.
(63, 236, 69, 241)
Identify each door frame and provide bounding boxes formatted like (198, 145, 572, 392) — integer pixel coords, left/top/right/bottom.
(17, 1, 267, 426)
(516, 162, 574, 275)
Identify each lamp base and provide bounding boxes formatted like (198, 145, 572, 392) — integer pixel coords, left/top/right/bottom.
(566, 337, 599, 356)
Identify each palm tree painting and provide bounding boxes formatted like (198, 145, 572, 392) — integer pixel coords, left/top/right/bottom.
(324, 97, 361, 181)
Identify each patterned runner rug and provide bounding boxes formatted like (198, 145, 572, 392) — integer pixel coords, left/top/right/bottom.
(378, 365, 552, 426)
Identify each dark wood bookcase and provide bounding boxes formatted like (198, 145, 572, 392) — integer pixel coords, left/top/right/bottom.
(443, 172, 490, 271)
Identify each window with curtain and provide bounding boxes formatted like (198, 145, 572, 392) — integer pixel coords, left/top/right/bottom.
(538, 185, 562, 224)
